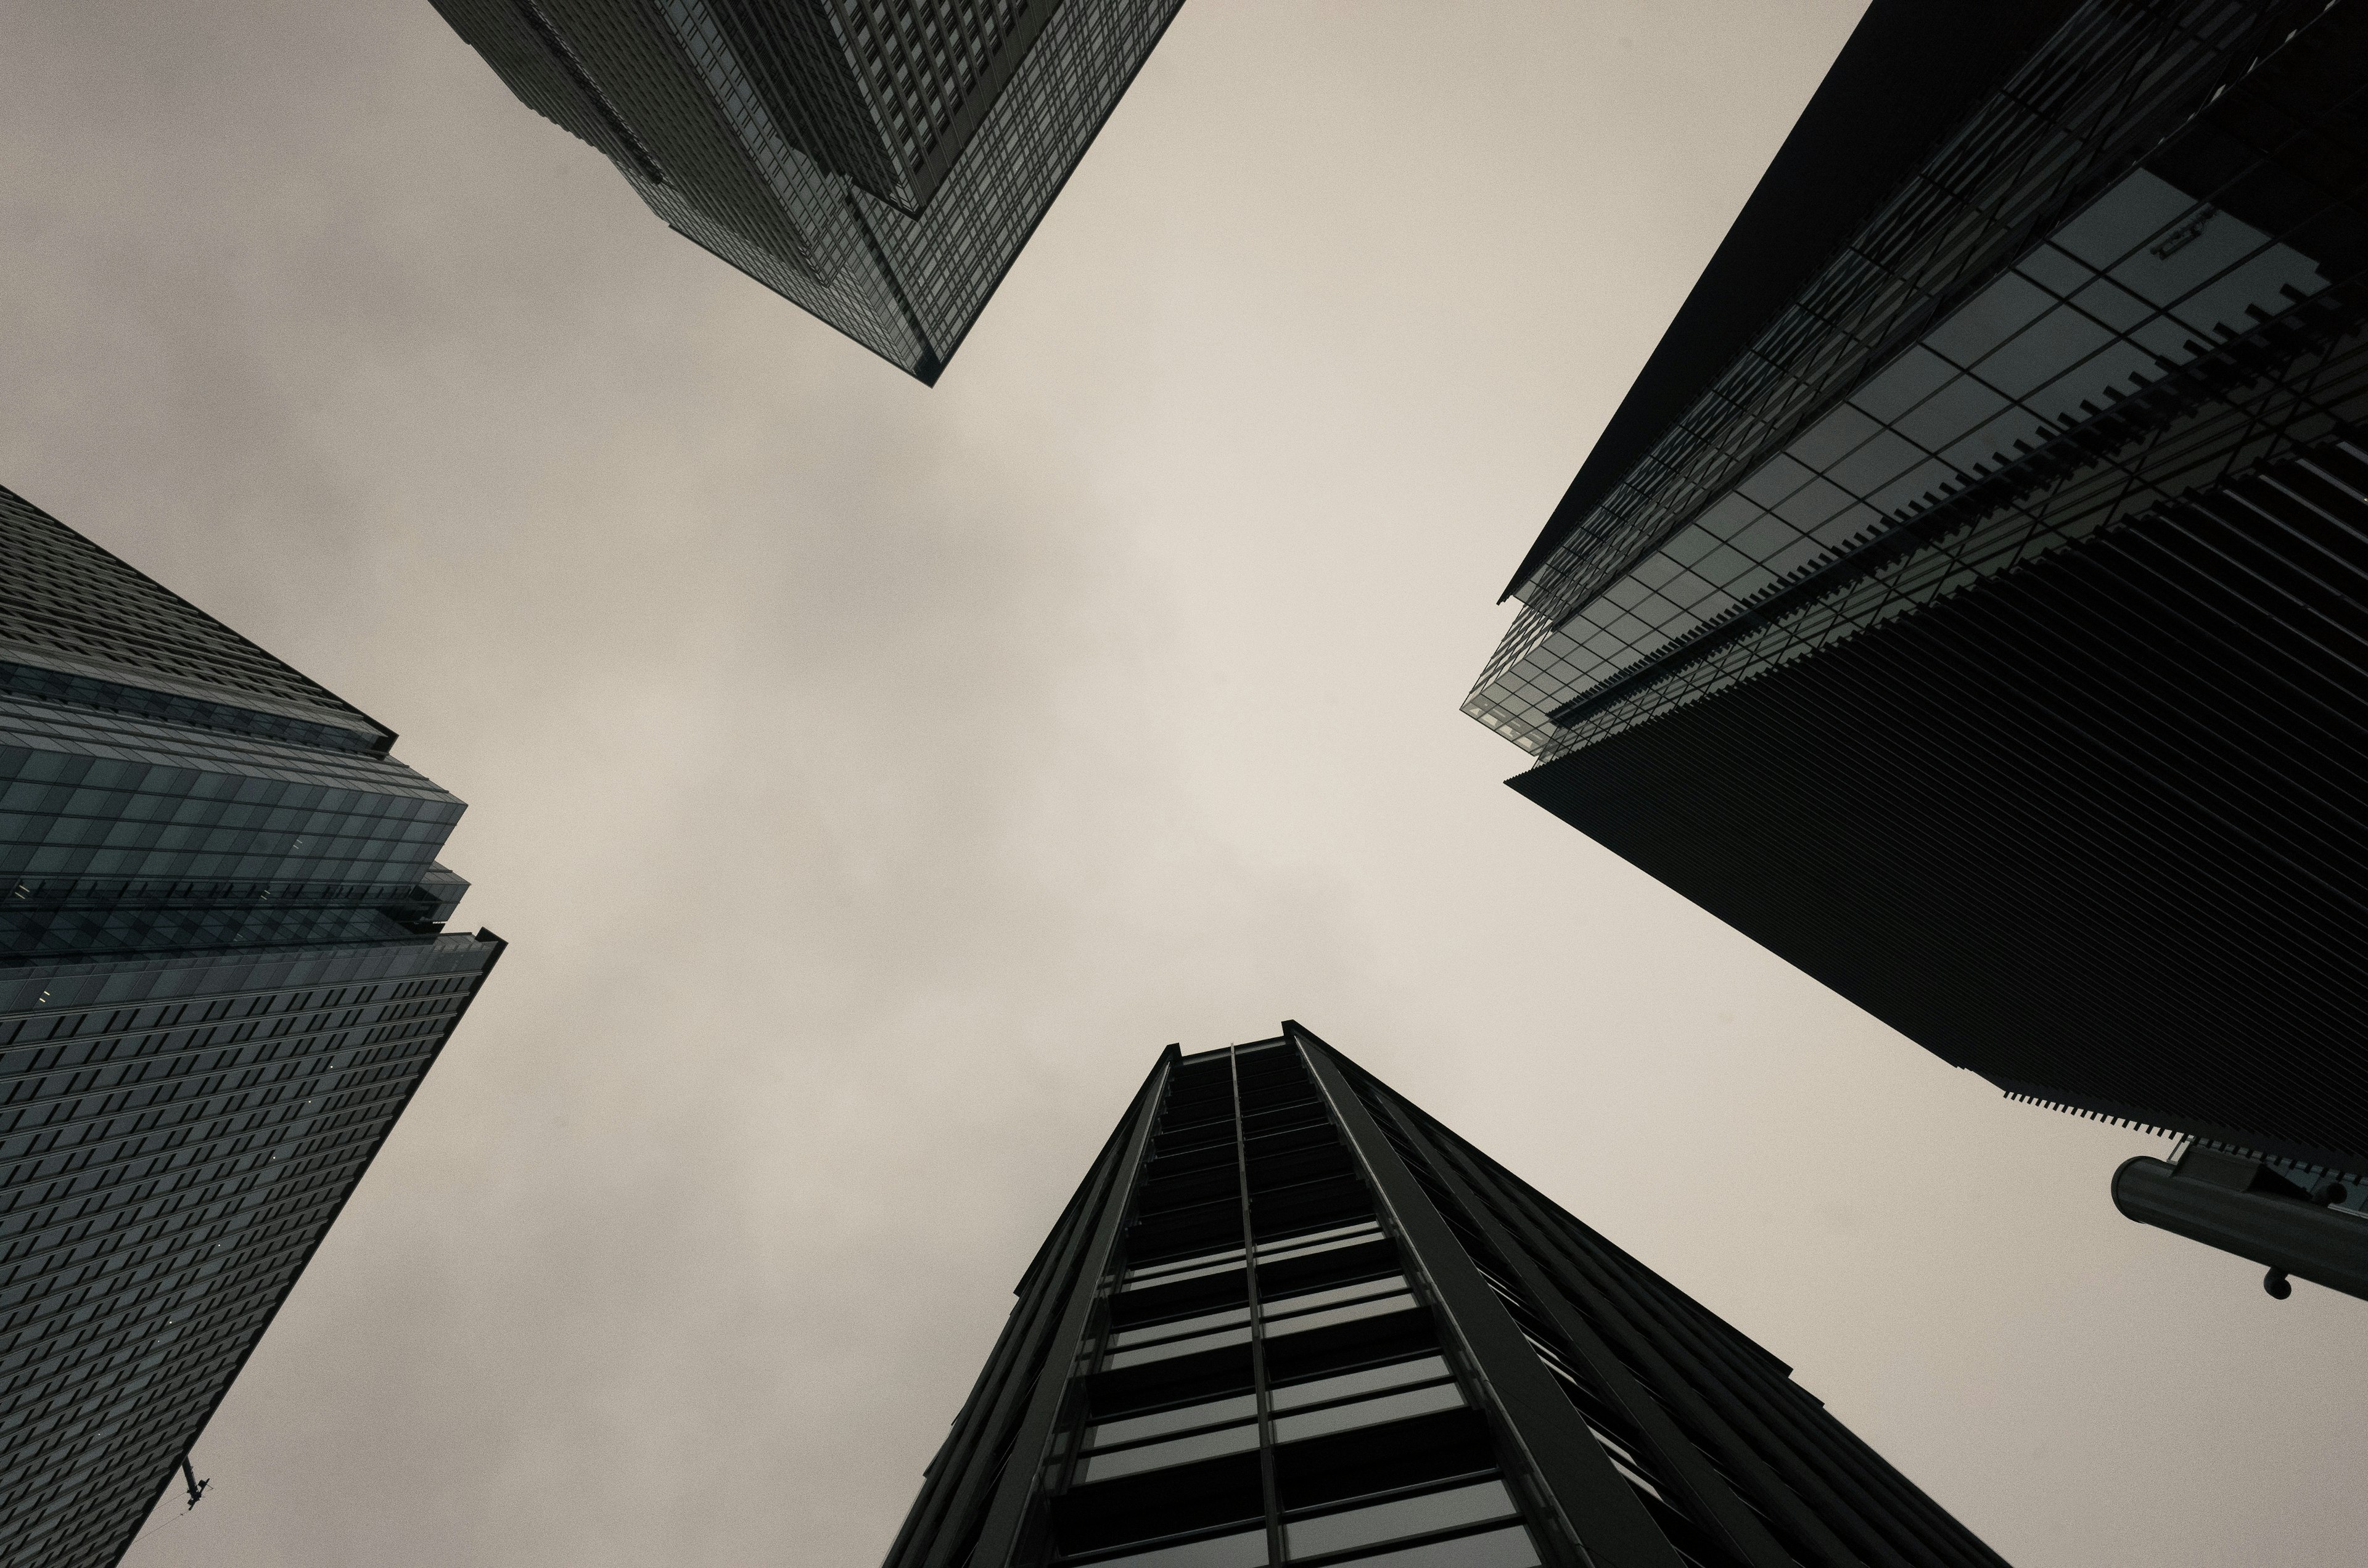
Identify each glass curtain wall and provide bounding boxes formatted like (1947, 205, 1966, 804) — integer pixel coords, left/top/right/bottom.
(1046, 1039, 1542, 1568)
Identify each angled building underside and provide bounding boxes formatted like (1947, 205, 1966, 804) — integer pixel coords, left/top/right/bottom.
(430, 0, 1184, 381)
(886, 1025, 2010, 1568)
(0, 485, 504, 1567)
(1462, 0, 2368, 1295)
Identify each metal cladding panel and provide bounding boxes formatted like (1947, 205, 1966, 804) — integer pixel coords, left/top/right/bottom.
(1508, 441, 2368, 1175)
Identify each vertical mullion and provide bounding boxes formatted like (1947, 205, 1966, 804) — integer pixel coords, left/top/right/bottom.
(1230, 1046, 1283, 1565)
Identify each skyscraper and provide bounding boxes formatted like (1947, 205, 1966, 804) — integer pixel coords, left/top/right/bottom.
(429, 0, 1185, 382)
(887, 1024, 2010, 1568)
(1461, 0, 2368, 1295)
(0, 484, 504, 1567)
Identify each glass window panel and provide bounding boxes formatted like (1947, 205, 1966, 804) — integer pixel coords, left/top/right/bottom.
(1762, 536, 1827, 578)
(1864, 457, 1958, 517)
(1321, 1525, 1541, 1568)
(1083, 1527, 1270, 1568)
(2069, 273, 2153, 332)
(2053, 168, 2196, 271)
(1088, 1393, 1260, 1450)
(1721, 563, 1777, 604)
(1270, 1381, 1465, 1444)
(1600, 611, 1651, 643)
(1689, 491, 1764, 541)
(1891, 373, 2007, 453)
(1600, 576, 1651, 610)
(1270, 1355, 1450, 1413)
(2015, 242, 2093, 297)
(1812, 503, 1881, 548)
(1264, 1275, 1407, 1316)
(1970, 305, 2115, 398)
(1283, 1482, 1521, 1562)
(1729, 514, 1804, 562)
(1924, 271, 2053, 366)
(1848, 345, 1957, 423)
(1261, 1293, 1416, 1341)
(1127, 1247, 1243, 1285)
(2168, 243, 2325, 339)
(1111, 1305, 1253, 1349)
(1104, 1324, 1254, 1370)
(1626, 552, 1684, 590)
(1258, 1221, 1380, 1258)
(1688, 543, 1758, 588)
(1737, 453, 1817, 509)
(1942, 406, 2044, 472)
(1783, 403, 1884, 472)
(1658, 523, 1720, 567)
(1119, 1259, 1246, 1294)
(1772, 475, 1854, 530)
(2127, 313, 2197, 362)
(1651, 569, 1716, 610)
(1078, 1421, 1261, 1483)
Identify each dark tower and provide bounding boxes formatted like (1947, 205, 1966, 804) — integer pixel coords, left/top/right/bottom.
(427, 0, 1185, 381)
(0, 485, 504, 1567)
(886, 1024, 2010, 1568)
(1461, 0, 2368, 1297)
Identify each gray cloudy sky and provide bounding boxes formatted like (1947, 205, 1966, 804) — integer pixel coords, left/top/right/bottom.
(3, 2, 2362, 1565)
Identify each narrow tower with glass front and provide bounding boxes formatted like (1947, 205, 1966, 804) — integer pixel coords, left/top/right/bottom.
(884, 1024, 2010, 1568)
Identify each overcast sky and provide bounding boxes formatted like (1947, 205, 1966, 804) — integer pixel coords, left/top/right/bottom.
(3, 2, 2362, 1565)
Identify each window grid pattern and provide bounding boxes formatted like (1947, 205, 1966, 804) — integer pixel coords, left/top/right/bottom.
(660, 0, 851, 277)
(1471, 162, 2337, 755)
(431, 0, 1181, 382)
(0, 489, 385, 750)
(0, 699, 466, 966)
(1543, 313, 2368, 759)
(0, 486, 498, 1561)
(1468, 0, 2321, 734)
(0, 934, 501, 1568)
(826, 0, 1037, 180)
(1041, 1041, 1542, 1568)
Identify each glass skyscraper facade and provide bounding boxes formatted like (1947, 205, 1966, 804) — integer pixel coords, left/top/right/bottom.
(1460, 0, 2368, 1295)
(0, 484, 504, 1567)
(429, 0, 1185, 382)
(887, 1025, 2010, 1568)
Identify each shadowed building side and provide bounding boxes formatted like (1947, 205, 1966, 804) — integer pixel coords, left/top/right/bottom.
(1462, 0, 2368, 1294)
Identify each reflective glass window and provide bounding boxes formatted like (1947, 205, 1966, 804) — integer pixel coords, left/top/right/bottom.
(1079, 1527, 1270, 1568)
(1261, 1293, 1416, 1342)
(1077, 1421, 1260, 1483)
(1269, 1355, 1449, 1413)
(1283, 1481, 1523, 1562)
(1269, 1382, 1464, 1445)
(1087, 1393, 1259, 1449)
